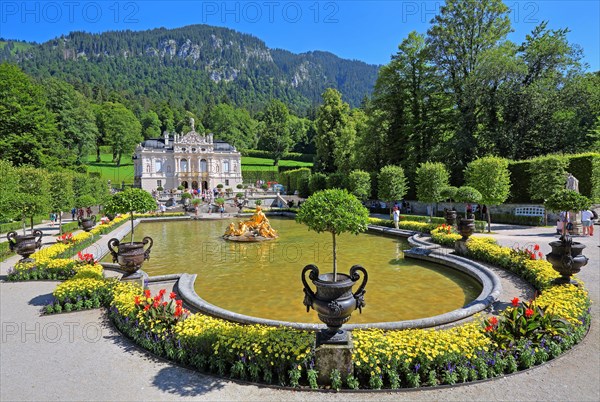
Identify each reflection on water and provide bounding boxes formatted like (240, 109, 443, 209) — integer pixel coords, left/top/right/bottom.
(124, 218, 481, 323)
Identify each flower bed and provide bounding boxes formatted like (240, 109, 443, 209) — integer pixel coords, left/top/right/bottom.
(109, 288, 316, 387)
(430, 224, 462, 246)
(6, 215, 129, 281)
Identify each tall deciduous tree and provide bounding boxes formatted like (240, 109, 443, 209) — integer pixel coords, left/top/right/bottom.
(427, 0, 511, 178)
(257, 100, 292, 166)
(465, 156, 511, 232)
(0, 63, 60, 168)
(205, 103, 258, 149)
(97, 102, 142, 167)
(415, 162, 450, 220)
(43, 78, 99, 165)
(315, 88, 356, 173)
(141, 111, 162, 139)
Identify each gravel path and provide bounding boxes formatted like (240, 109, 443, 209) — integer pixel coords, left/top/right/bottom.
(1, 222, 598, 401)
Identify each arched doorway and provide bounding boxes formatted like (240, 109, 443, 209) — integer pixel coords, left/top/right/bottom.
(192, 181, 199, 190)
(181, 181, 189, 189)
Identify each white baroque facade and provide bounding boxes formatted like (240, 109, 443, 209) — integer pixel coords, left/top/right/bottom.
(133, 122, 243, 192)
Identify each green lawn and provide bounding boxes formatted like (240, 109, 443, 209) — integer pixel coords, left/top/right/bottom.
(87, 154, 135, 185)
(86, 154, 312, 183)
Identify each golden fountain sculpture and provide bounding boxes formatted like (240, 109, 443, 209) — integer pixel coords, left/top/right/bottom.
(223, 206, 278, 242)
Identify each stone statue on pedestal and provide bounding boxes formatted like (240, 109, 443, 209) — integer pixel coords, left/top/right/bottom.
(566, 173, 579, 192)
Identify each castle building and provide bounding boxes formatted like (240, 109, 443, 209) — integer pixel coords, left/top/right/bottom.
(133, 119, 243, 192)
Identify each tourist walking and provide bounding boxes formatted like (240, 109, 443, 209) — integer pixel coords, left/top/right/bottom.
(71, 207, 77, 221)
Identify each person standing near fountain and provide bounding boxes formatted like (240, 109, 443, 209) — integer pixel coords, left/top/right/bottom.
(392, 207, 400, 229)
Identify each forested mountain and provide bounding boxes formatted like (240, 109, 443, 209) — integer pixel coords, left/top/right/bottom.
(0, 24, 378, 113)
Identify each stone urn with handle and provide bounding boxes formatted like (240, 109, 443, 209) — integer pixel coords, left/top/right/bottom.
(7, 230, 43, 262)
(302, 264, 368, 344)
(107, 237, 153, 276)
(78, 215, 96, 232)
(546, 234, 588, 285)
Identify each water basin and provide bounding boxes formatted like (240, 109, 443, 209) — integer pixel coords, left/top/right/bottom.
(122, 218, 482, 324)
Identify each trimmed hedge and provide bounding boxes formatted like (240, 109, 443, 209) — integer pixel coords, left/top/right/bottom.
(0, 216, 44, 233)
(568, 153, 600, 202)
(508, 160, 531, 203)
(279, 168, 311, 195)
(0, 242, 13, 261)
(240, 149, 315, 163)
(509, 153, 600, 203)
(241, 170, 279, 184)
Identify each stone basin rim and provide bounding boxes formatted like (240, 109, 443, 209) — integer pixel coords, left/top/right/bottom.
(115, 228, 502, 331)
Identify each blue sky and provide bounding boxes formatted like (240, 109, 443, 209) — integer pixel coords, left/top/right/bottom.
(1, 1, 598, 70)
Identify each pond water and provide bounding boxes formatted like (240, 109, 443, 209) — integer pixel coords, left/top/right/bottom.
(120, 217, 481, 324)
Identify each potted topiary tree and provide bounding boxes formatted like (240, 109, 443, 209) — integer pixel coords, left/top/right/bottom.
(544, 189, 590, 285)
(76, 194, 97, 231)
(455, 186, 482, 240)
(296, 189, 369, 344)
(105, 188, 157, 276)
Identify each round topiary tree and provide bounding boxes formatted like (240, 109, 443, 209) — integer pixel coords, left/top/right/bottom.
(76, 194, 96, 209)
(296, 189, 370, 281)
(455, 186, 482, 218)
(415, 162, 449, 220)
(348, 170, 371, 202)
(105, 188, 157, 243)
(441, 186, 458, 203)
(465, 156, 511, 232)
(377, 165, 408, 217)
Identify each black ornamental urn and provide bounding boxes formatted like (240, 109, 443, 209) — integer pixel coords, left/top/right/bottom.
(78, 215, 96, 232)
(7, 230, 43, 262)
(107, 237, 153, 276)
(302, 264, 368, 345)
(458, 215, 475, 240)
(546, 234, 588, 285)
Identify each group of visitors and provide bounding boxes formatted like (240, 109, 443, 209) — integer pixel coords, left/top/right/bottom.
(557, 209, 597, 236)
